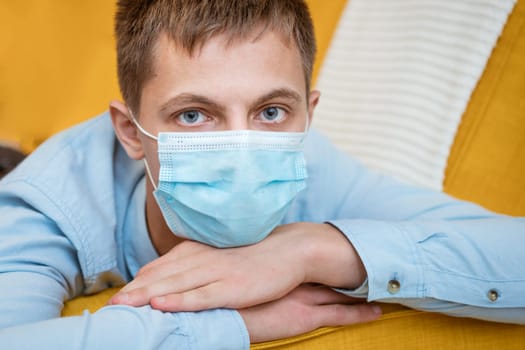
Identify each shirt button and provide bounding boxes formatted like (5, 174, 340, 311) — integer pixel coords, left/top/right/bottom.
(487, 289, 499, 302)
(387, 279, 401, 294)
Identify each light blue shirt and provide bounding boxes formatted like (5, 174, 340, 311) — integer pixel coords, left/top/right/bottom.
(0, 113, 523, 349)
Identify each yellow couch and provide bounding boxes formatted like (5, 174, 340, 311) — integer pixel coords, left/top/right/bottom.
(2, 0, 524, 348)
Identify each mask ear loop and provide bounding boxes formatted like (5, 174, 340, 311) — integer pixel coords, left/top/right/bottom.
(128, 110, 158, 141)
(142, 159, 158, 191)
(128, 109, 159, 190)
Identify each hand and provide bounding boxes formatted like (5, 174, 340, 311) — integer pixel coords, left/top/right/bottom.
(240, 284, 382, 343)
(109, 223, 367, 312)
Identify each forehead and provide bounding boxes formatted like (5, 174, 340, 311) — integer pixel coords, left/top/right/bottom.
(140, 29, 307, 109)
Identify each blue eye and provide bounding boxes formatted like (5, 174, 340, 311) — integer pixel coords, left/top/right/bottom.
(177, 110, 206, 125)
(260, 107, 285, 122)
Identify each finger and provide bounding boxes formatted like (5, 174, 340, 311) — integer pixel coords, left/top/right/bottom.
(150, 271, 296, 312)
(150, 281, 238, 312)
(116, 260, 181, 295)
(117, 245, 215, 296)
(110, 269, 215, 306)
(313, 303, 382, 328)
(118, 262, 185, 294)
(133, 242, 211, 280)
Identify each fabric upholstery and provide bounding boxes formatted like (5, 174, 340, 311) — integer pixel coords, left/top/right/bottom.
(0, 1, 119, 152)
(312, 0, 516, 190)
(444, 0, 525, 216)
(2, 0, 524, 348)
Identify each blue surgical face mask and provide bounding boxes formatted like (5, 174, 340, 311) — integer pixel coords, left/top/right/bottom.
(131, 114, 309, 248)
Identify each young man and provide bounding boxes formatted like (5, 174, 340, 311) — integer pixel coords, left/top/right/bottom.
(0, 0, 523, 348)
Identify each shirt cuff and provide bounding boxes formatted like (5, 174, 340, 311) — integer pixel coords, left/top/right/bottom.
(333, 278, 369, 299)
(329, 218, 525, 309)
(328, 219, 423, 302)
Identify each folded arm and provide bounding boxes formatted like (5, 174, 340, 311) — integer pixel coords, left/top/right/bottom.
(112, 131, 525, 324)
(0, 193, 249, 349)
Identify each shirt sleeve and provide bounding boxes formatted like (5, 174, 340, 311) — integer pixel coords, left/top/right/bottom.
(0, 306, 248, 350)
(330, 218, 525, 324)
(0, 189, 249, 349)
(304, 131, 525, 324)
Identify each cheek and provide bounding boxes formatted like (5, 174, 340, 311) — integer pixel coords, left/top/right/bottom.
(142, 141, 161, 180)
(286, 112, 310, 132)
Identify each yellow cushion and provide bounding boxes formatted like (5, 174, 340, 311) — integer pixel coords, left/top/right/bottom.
(306, 0, 348, 84)
(444, 0, 525, 216)
(0, 1, 119, 152)
(61, 287, 120, 316)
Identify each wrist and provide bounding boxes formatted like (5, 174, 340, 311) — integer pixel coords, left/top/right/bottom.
(302, 223, 366, 289)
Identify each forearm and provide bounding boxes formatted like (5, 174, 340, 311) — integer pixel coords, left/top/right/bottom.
(0, 305, 249, 349)
(0, 207, 249, 348)
(301, 136, 525, 323)
(300, 222, 366, 290)
(329, 217, 525, 324)
(0, 270, 248, 349)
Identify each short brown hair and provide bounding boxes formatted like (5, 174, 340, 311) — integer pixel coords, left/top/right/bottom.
(115, 0, 316, 113)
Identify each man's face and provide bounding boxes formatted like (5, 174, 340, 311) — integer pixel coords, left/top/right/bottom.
(136, 30, 319, 181)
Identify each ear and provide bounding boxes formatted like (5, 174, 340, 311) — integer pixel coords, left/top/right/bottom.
(307, 90, 321, 126)
(109, 100, 145, 160)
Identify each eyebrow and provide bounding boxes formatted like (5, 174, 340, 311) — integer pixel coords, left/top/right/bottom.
(159, 93, 226, 115)
(158, 87, 303, 115)
(251, 88, 303, 108)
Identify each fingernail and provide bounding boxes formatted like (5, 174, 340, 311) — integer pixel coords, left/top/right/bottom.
(372, 305, 382, 315)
